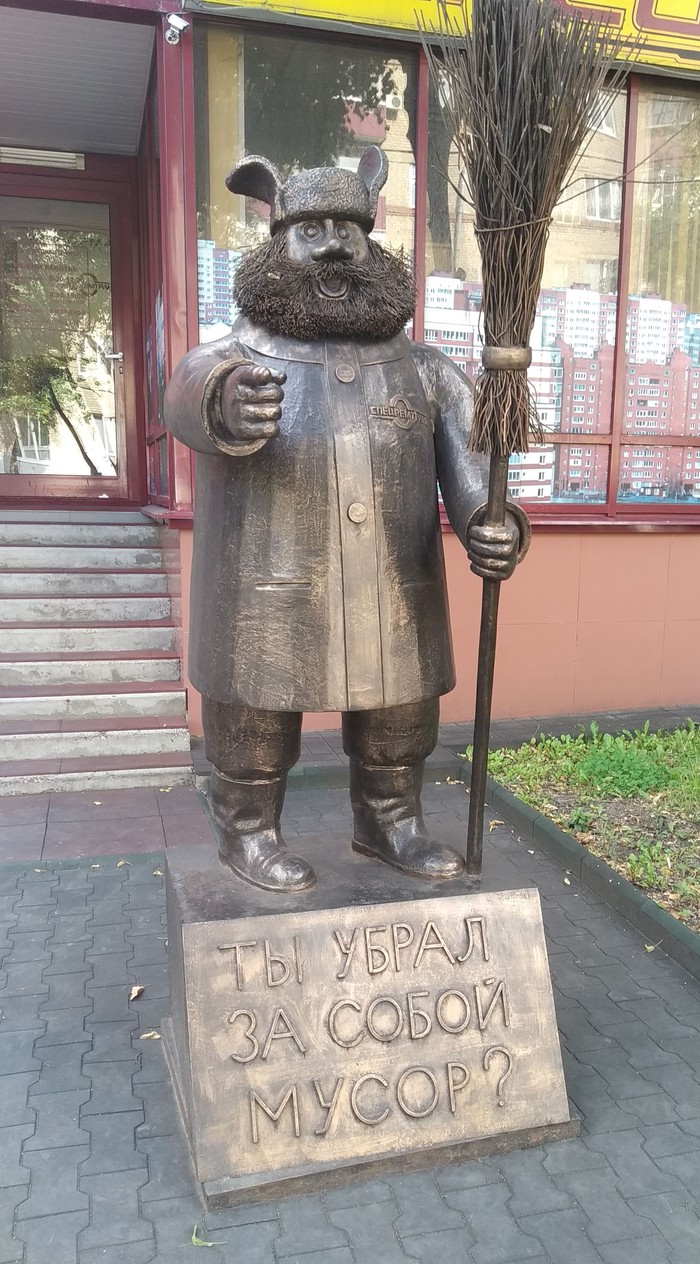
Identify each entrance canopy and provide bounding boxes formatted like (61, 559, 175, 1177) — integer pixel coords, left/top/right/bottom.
(0, 7, 154, 156)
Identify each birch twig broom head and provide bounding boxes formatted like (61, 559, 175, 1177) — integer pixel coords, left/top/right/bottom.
(420, 0, 635, 456)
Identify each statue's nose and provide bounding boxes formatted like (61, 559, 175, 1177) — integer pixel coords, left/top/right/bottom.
(311, 239, 353, 262)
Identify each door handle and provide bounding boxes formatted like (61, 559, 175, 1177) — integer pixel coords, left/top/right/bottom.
(105, 351, 124, 374)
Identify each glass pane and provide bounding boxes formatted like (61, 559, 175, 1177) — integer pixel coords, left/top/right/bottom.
(194, 23, 417, 342)
(620, 86, 700, 493)
(0, 196, 117, 478)
(507, 444, 608, 505)
(425, 81, 625, 502)
(618, 445, 700, 504)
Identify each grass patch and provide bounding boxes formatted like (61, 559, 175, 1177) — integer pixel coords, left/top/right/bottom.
(477, 721, 700, 934)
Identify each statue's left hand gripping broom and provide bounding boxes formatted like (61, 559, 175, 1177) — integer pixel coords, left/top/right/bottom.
(421, 0, 632, 877)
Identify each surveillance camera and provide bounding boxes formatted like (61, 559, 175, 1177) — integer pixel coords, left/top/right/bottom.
(167, 13, 190, 31)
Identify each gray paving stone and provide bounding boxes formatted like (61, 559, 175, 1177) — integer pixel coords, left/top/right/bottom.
(558, 1007, 611, 1053)
(276, 1195, 349, 1257)
(444, 1184, 546, 1263)
(86, 954, 131, 987)
(551, 1169, 656, 1245)
(51, 916, 91, 943)
(127, 909, 166, 937)
(0, 996, 45, 1033)
(17, 1209, 90, 1264)
(582, 1130, 681, 1198)
(89, 926, 132, 956)
(29, 1041, 91, 1094)
(661, 1036, 700, 1075)
(642, 1123, 700, 1159)
(322, 1178, 394, 1210)
(81, 1060, 141, 1115)
(136, 1134, 196, 1202)
(566, 1073, 639, 1135)
(35, 1006, 92, 1047)
(130, 1038, 167, 1085)
(516, 1209, 603, 1264)
(0, 1072, 38, 1127)
(624, 1095, 681, 1125)
(0, 1030, 41, 1075)
(204, 1203, 280, 1230)
(329, 1201, 407, 1263)
(387, 1171, 464, 1238)
(5, 931, 52, 963)
(84, 985, 134, 1025)
(401, 1226, 476, 1261)
(79, 1110, 146, 1175)
(577, 1048, 665, 1100)
(0, 1124, 32, 1186)
(142, 1195, 225, 1260)
(0, 962, 48, 998)
(639, 1066, 700, 1118)
(16, 1145, 90, 1219)
(618, 999, 698, 1041)
(215, 1220, 281, 1263)
(433, 1159, 503, 1192)
(277, 1251, 354, 1264)
(83, 1019, 140, 1063)
(86, 900, 129, 928)
(133, 1079, 178, 1138)
(542, 1139, 606, 1176)
(126, 961, 168, 997)
(78, 1171, 150, 1250)
(79, 1243, 156, 1264)
(0, 1184, 25, 1264)
(41, 971, 92, 1011)
(24, 1089, 90, 1150)
(490, 1150, 574, 1218)
(44, 942, 92, 975)
(597, 1237, 672, 1264)
(656, 1150, 700, 1199)
(626, 1191, 700, 1259)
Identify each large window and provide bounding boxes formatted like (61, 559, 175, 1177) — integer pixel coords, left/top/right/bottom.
(194, 23, 417, 343)
(425, 76, 700, 517)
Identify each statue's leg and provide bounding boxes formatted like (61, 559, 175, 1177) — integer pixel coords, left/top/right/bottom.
(202, 698, 316, 893)
(344, 699, 464, 880)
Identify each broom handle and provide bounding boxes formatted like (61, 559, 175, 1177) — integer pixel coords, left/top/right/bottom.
(466, 451, 510, 876)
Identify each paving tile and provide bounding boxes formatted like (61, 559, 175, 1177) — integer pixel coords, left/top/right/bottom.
(597, 1237, 672, 1264)
(162, 814, 215, 847)
(322, 1178, 394, 1210)
(582, 1130, 682, 1198)
(577, 1048, 665, 1100)
(79, 1244, 156, 1264)
(137, 1135, 196, 1202)
(86, 900, 130, 929)
(0, 1030, 41, 1074)
(215, 1220, 282, 1263)
(641, 1123, 700, 1159)
(0, 996, 46, 1033)
(0, 796, 49, 826)
(655, 1150, 700, 1199)
(603, 1021, 681, 1070)
(81, 1060, 141, 1115)
(276, 1195, 350, 1258)
(542, 1139, 607, 1176)
(141, 1194, 224, 1260)
(16, 1145, 90, 1219)
(41, 971, 92, 1011)
(617, 999, 698, 1041)
(660, 1036, 700, 1075)
(490, 1150, 575, 1218)
(83, 1019, 140, 1063)
(133, 1079, 178, 1138)
(0, 826, 45, 862)
(328, 1201, 407, 1263)
(78, 1171, 150, 1250)
(0, 962, 49, 998)
(48, 789, 159, 823)
(626, 1190, 700, 1259)
(87, 953, 132, 987)
(624, 1095, 680, 1126)
(29, 1041, 91, 1094)
(0, 1072, 38, 1127)
(400, 1227, 476, 1261)
(433, 1159, 503, 1193)
(85, 985, 133, 1024)
(24, 1089, 90, 1151)
(0, 1183, 25, 1264)
(638, 1066, 700, 1118)
(275, 1251, 353, 1264)
(44, 942, 92, 975)
(43, 817, 166, 859)
(79, 1110, 146, 1175)
(35, 1007, 92, 1047)
(204, 1203, 280, 1230)
(88, 925, 132, 956)
(50, 915, 91, 943)
(444, 1184, 546, 1263)
(386, 1171, 463, 1238)
(16, 1210, 90, 1264)
(516, 1209, 603, 1264)
(551, 1169, 656, 1245)
(0, 1124, 34, 1185)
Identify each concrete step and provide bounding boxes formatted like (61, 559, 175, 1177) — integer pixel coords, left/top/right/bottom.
(0, 596, 172, 624)
(0, 509, 151, 525)
(1, 624, 177, 654)
(0, 652, 181, 687)
(0, 570, 170, 595)
(0, 718, 191, 762)
(0, 686, 186, 722)
(0, 752, 193, 795)
(0, 522, 160, 547)
(0, 546, 164, 571)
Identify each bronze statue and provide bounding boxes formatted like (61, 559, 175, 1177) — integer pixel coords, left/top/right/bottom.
(164, 147, 530, 893)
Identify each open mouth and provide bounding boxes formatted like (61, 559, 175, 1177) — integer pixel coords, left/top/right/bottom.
(315, 275, 349, 300)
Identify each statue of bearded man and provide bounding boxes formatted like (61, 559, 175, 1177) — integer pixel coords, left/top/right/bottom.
(165, 146, 530, 894)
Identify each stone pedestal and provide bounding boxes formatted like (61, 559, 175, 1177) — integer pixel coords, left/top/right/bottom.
(164, 835, 578, 1208)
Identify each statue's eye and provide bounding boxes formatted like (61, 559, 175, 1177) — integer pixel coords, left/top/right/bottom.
(302, 222, 321, 240)
(336, 223, 350, 240)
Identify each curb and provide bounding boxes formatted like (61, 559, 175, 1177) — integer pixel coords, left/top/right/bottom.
(463, 760, 700, 984)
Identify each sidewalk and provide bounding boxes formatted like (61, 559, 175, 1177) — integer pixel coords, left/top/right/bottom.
(1, 777, 699, 1262)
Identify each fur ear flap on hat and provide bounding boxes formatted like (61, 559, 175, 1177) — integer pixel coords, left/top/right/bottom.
(225, 155, 282, 212)
(357, 146, 389, 217)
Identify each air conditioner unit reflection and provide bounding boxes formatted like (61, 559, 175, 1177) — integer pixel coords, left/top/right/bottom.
(382, 93, 404, 112)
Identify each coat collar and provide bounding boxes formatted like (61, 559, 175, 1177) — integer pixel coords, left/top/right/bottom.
(234, 316, 408, 365)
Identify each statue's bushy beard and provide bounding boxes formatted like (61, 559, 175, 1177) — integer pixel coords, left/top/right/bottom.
(232, 232, 416, 341)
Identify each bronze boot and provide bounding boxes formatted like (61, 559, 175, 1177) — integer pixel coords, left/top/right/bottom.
(350, 761, 464, 880)
(210, 769, 316, 892)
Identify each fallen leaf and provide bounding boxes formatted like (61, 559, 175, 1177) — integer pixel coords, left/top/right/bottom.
(152, 869, 163, 877)
(33, 868, 46, 874)
(90, 864, 101, 870)
(191, 1225, 224, 1247)
(116, 860, 130, 868)
(489, 820, 504, 831)
(140, 1031, 161, 1040)
(538, 122, 553, 132)
(644, 940, 663, 952)
(563, 877, 571, 886)
(129, 986, 145, 1002)
(94, 801, 102, 806)
(159, 787, 172, 793)
(527, 849, 535, 855)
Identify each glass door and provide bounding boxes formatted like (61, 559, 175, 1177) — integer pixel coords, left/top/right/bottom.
(0, 187, 140, 500)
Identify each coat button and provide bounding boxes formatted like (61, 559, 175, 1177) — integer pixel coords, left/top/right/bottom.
(348, 502, 368, 524)
(335, 364, 356, 383)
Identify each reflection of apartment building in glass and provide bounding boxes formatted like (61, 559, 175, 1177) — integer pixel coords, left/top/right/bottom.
(196, 239, 241, 330)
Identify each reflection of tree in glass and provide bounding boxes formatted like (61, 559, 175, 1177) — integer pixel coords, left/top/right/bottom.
(0, 224, 115, 475)
(633, 96, 700, 310)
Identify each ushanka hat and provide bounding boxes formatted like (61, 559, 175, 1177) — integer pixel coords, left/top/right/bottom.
(225, 145, 388, 233)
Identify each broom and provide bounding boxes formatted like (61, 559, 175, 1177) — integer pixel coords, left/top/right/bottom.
(420, 0, 633, 876)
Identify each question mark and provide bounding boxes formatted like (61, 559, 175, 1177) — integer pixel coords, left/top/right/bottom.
(483, 1046, 513, 1107)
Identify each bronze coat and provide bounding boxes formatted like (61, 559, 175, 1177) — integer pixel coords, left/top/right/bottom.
(165, 317, 521, 712)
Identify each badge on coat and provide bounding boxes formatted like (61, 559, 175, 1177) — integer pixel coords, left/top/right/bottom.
(369, 395, 429, 430)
